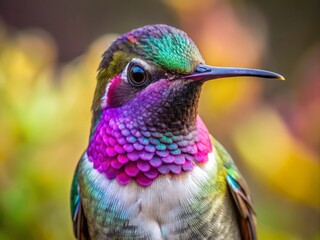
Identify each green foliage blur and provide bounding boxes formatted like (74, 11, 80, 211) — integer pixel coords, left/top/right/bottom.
(0, 0, 319, 239)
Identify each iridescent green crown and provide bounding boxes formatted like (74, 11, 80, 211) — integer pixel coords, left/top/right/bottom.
(99, 24, 203, 75)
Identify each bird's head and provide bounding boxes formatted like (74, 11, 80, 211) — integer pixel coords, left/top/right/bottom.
(87, 24, 283, 186)
(92, 24, 283, 133)
(92, 25, 204, 134)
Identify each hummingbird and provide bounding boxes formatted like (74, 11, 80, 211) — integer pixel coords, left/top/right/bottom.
(70, 24, 284, 240)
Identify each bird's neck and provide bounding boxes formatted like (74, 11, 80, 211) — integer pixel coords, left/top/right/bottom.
(87, 104, 212, 187)
(129, 81, 201, 132)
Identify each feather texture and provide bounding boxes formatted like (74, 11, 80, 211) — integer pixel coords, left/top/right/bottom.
(70, 137, 255, 239)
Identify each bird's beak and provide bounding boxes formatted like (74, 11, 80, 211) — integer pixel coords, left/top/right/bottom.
(183, 64, 285, 82)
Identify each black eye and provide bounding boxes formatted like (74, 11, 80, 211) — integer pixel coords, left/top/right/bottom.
(128, 64, 147, 86)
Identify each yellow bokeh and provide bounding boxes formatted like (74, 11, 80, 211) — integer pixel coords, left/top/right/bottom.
(233, 107, 320, 208)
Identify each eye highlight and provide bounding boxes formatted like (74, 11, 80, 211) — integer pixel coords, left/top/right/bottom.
(128, 64, 147, 86)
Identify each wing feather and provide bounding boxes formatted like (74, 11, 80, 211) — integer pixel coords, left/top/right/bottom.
(213, 138, 257, 240)
(71, 160, 90, 240)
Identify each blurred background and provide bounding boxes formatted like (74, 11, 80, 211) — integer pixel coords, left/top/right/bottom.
(0, 0, 319, 239)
